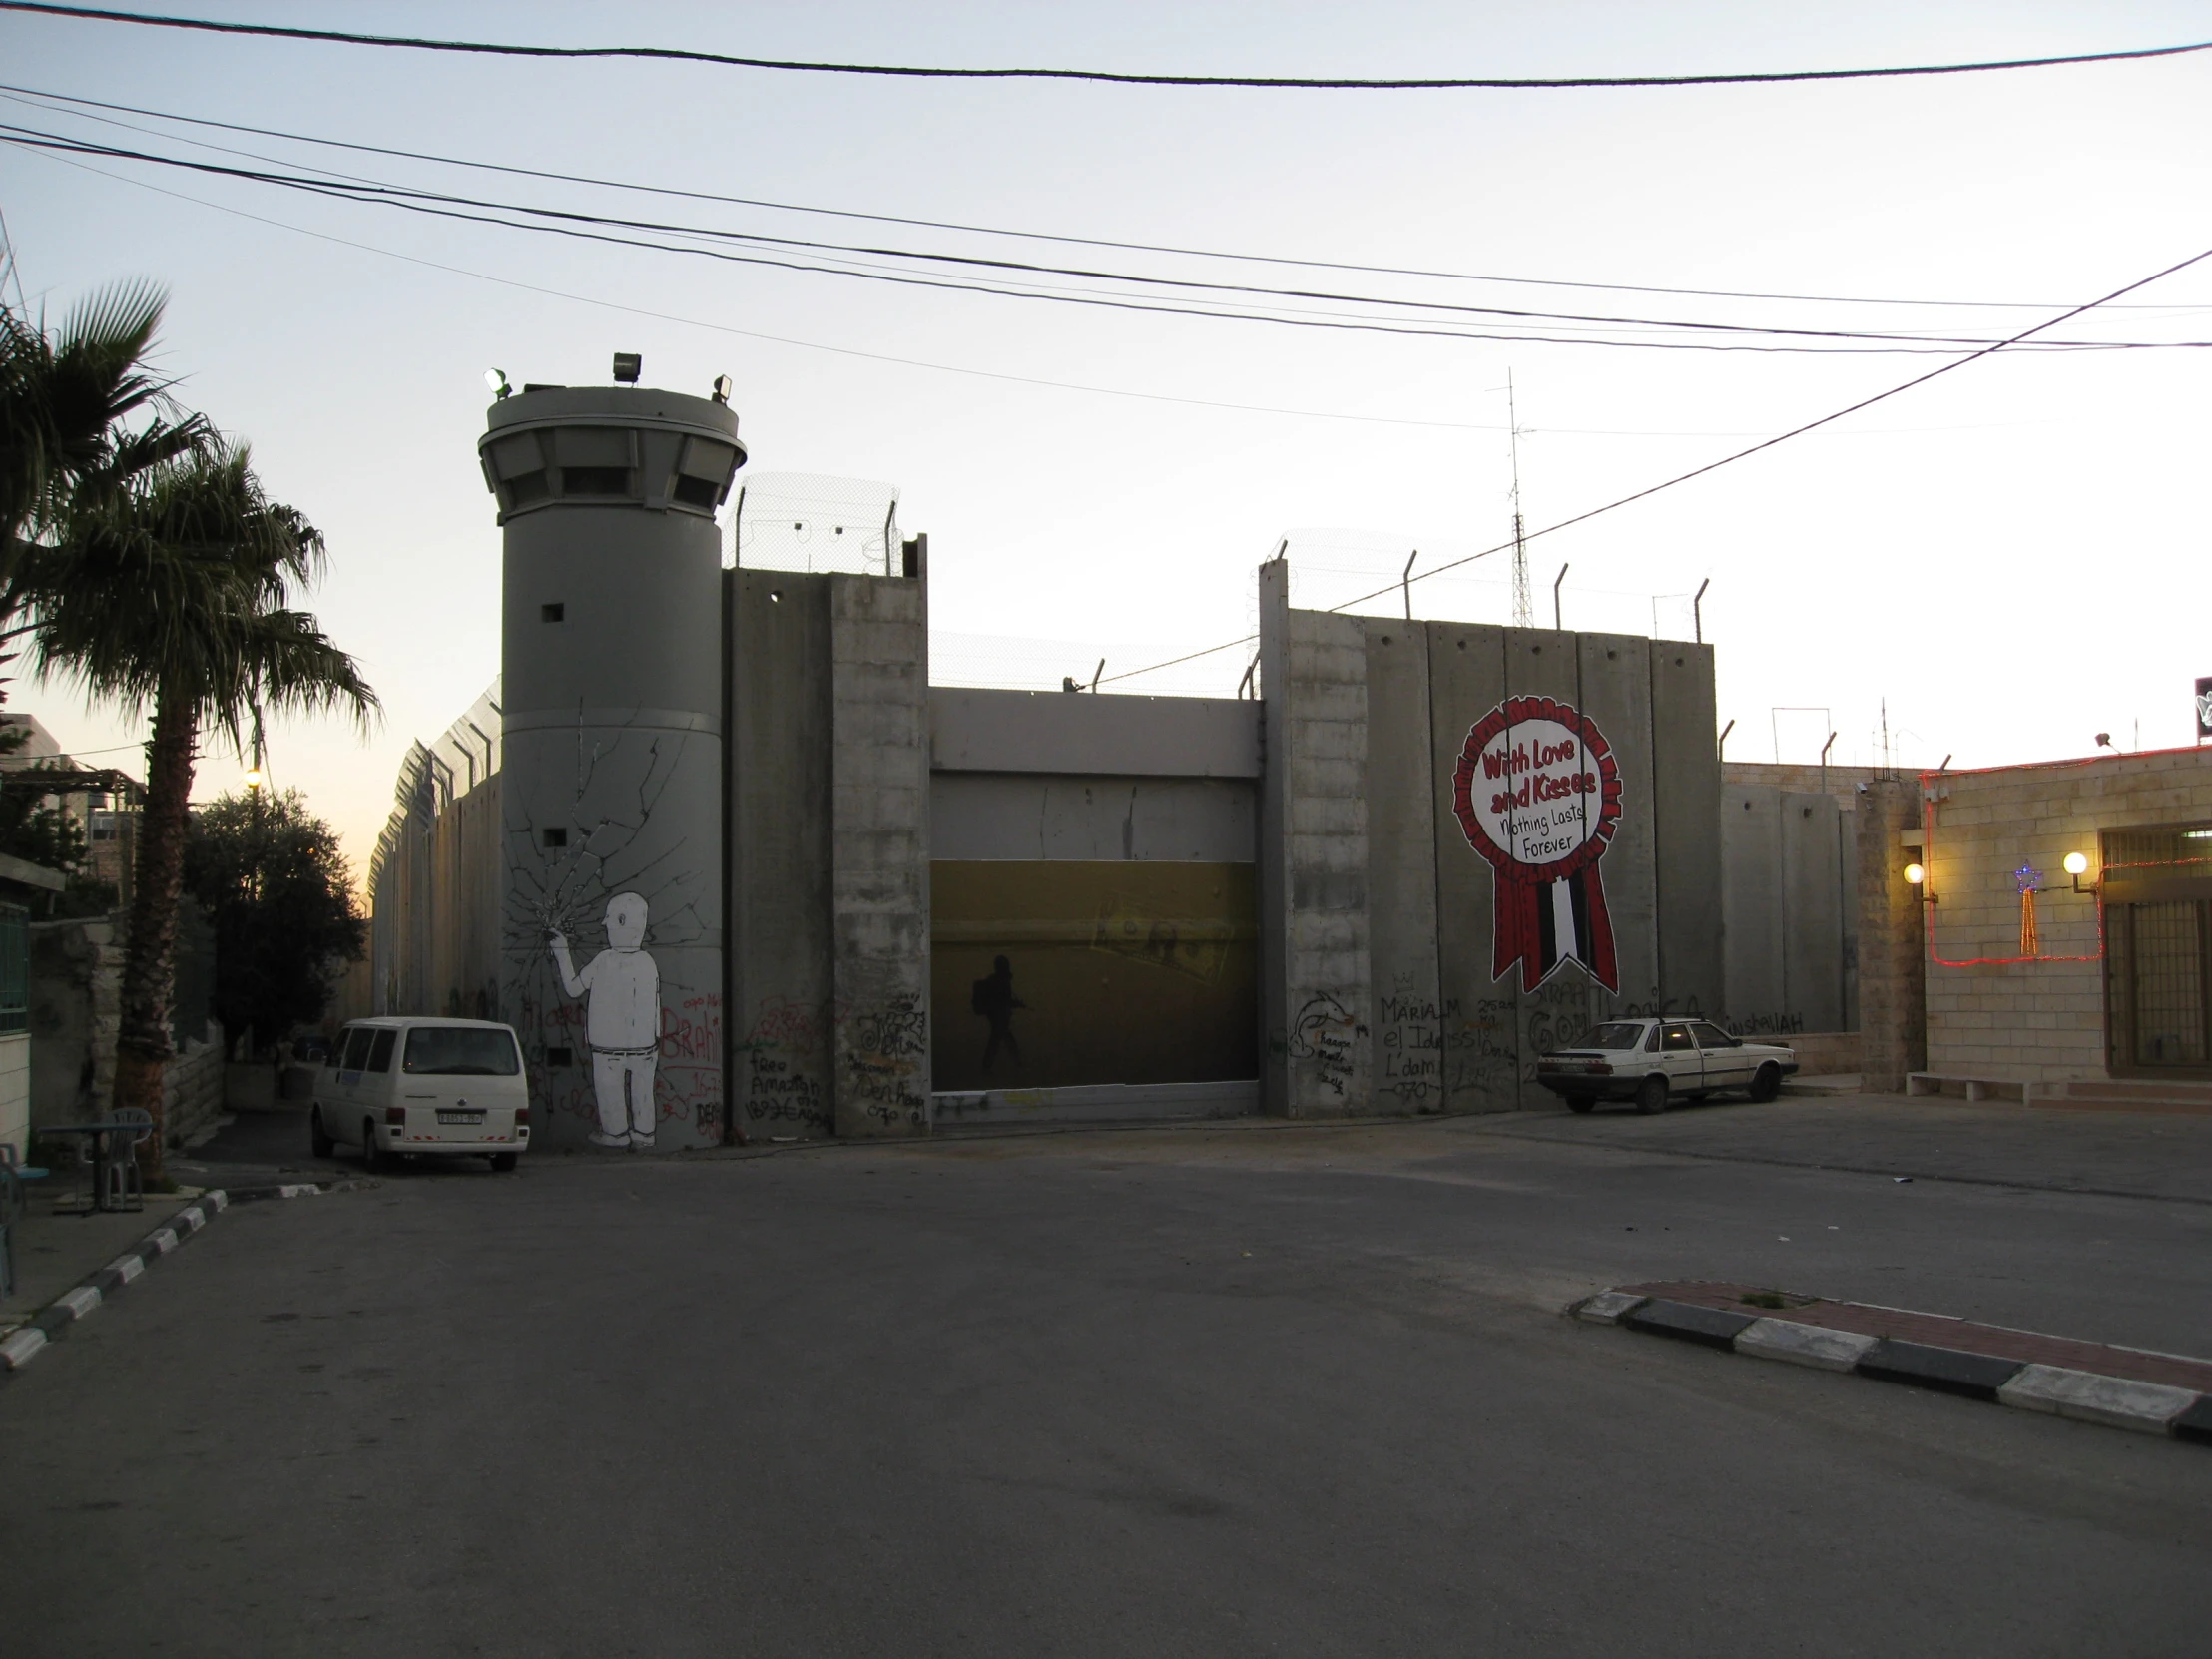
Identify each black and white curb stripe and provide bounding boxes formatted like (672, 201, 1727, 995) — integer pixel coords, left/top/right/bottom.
(0, 1182, 348, 1376)
(1575, 1290, 2212, 1445)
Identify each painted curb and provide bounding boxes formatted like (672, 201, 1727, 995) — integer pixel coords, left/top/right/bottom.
(0, 1181, 348, 1377)
(1736, 1317, 1879, 1373)
(1857, 1337, 2023, 1401)
(1574, 1291, 1648, 1326)
(1997, 1365, 2199, 1434)
(1583, 1288, 2212, 1446)
(1622, 1298, 1756, 1350)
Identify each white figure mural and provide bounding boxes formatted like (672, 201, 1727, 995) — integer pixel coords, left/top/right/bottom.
(551, 892, 661, 1149)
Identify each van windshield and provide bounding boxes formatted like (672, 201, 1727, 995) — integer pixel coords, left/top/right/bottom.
(402, 1027, 520, 1076)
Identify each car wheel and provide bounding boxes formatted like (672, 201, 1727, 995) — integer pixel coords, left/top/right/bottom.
(310, 1108, 333, 1159)
(360, 1119, 383, 1172)
(489, 1151, 518, 1172)
(1750, 1063, 1782, 1103)
(1635, 1075, 1670, 1115)
(1566, 1097, 1595, 1114)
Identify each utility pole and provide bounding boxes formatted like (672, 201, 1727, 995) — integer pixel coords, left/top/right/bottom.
(1507, 370, 1532, 630)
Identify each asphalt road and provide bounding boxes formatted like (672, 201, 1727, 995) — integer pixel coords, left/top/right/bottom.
(6, 1099, 2208, 1657)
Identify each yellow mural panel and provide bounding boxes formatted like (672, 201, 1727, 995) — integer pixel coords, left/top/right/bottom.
(931, 861, 1257, 1091)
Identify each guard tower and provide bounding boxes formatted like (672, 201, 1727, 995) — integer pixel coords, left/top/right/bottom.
(479, 360, 746, 1149)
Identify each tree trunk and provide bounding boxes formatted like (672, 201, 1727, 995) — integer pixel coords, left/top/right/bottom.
(114, 693, 198, 1178)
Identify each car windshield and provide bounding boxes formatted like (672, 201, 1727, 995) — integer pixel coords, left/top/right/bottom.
(1578, 1022, 1648, 1051)
(402, 1027, 520, 1076)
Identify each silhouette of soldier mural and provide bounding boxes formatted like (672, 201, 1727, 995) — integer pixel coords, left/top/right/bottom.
(971, 953, 1026, 1073)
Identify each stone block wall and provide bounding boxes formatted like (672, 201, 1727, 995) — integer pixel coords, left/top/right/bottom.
(1919, 748, 2212, 1084)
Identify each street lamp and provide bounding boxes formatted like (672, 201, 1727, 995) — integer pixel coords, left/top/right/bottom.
(2063, 850, 2094, 893)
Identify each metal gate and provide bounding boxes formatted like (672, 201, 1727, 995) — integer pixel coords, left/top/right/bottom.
(2102, 826, 2212, 1076)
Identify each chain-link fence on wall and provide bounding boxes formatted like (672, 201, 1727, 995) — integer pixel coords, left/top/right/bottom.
(732, 472, 900, 575)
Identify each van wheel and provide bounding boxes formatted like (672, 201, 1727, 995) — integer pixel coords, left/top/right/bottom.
(1750, 1063, 1783, 1103)
(360, 1120, 383, 1172)
(1635, 1076, 1670, 1115)
(310, 1109, 333, 1159)
(489, 1152, 518, 1173)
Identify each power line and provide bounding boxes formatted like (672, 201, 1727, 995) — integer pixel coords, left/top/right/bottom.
(4, 79, 2197, 314)
(3, 127, 2168, 450)
(7, 124, 2204, 357)
(6, 4, 2208, 90)
(1107, 237, 2212, 681)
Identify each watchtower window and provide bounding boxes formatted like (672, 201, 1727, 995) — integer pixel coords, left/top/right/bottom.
(541, 603, 565, 623)
(559, 466, 633, 496)
(541, 827, 568, 849)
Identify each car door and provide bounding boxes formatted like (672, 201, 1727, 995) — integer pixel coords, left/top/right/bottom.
(1688, 1021, 1748, 1088)
(1655, 1022, 1701, 1094)
(361, 1027, 398, 1143)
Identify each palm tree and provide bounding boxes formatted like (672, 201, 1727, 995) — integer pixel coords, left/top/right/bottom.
(2, 275, 206, 701)
(20, 444, 377, 1175)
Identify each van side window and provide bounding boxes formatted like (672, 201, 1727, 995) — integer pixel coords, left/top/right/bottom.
(340, 1027, 373, 1071)
(366, 1029, 397, 1073)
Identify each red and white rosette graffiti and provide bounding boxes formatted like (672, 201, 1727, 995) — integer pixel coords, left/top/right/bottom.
(1451, 696, 1623, 993)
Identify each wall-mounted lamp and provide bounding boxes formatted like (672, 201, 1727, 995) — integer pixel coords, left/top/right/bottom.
(2063, 850, 2094, 893)
(1904, 861, 1934, 902)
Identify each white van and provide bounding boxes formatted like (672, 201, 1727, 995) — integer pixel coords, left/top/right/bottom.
(311, 1017, 531, 1172)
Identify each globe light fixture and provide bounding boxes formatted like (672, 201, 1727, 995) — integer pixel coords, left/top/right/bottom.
(1904, 862, 1925, 885)
(245, 766, 265, 792)
(2062, 851, 2089, 875)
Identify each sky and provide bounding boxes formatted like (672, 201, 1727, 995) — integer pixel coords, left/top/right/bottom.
(3, 1, 2209, 880)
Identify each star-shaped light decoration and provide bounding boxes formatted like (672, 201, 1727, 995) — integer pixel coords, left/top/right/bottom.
(2014, 862, 2042, 895)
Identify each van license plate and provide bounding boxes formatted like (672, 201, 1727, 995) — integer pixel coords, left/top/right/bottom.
(437, 1110, 485, 1125)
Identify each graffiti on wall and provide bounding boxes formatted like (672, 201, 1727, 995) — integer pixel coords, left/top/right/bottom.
(1289, 991, 1364, 1098)
(1452, 696, 1624, 993)
(840, 988, 928, 1128)
(743, 994, 832, 1132)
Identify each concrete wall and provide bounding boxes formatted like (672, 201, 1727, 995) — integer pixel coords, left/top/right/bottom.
(726, 557, 933, 1140)
(1917, 748, 2212, 1085)
(1262, 576, 1727, 1118)
(1724, 761, 1875, 808)
(1258, 561, 1372, 1117)
(728, 568, 835, 1139)
(931, 775, 1254, 862)
(930, 688, 1260, 778)
(1722, 785, 1859, 1037)
(829, 564, 931, 1137)
(1857, 778, 1926, 1091)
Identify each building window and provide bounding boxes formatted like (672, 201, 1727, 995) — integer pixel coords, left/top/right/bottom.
(0, 901, 27, 1036)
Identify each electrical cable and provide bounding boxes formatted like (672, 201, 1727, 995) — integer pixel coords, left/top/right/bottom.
(5, 79, 2198, 313)
(1104, 237, 2212, 682)
(6, 124, 2201, 356)
(4, 4, 2208, 91)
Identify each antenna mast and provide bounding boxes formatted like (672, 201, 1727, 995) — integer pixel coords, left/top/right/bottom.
(1507, 370, 1532, 629)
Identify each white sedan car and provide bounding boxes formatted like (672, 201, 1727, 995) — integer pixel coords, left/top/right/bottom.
(1534, 1017, 1797, 1115)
